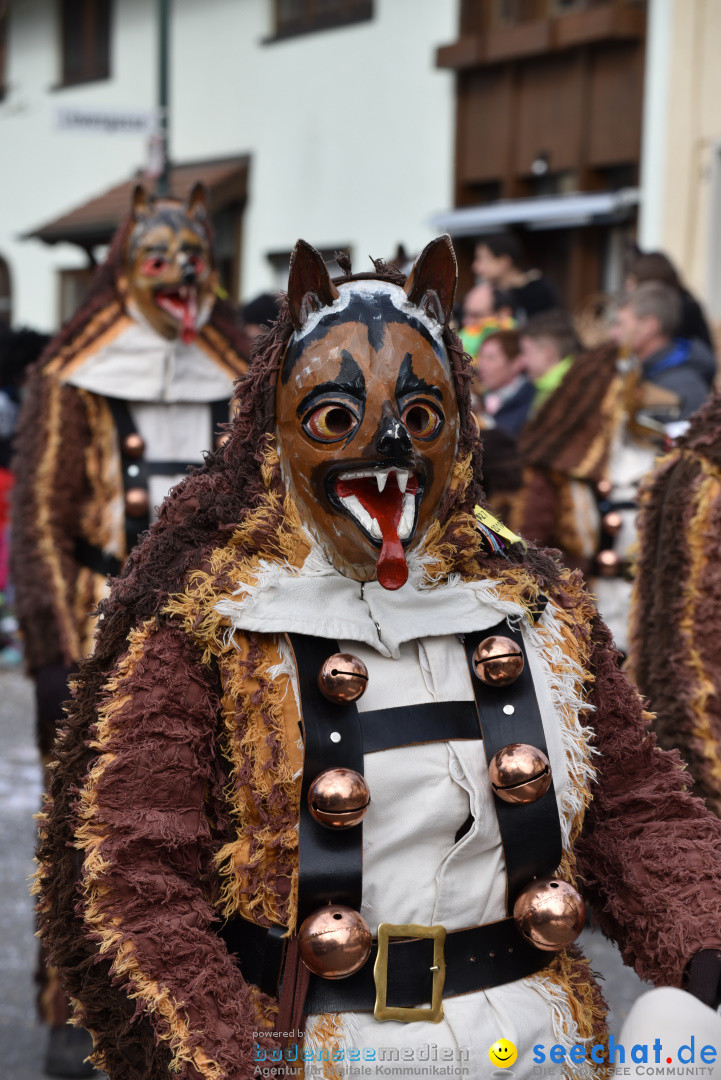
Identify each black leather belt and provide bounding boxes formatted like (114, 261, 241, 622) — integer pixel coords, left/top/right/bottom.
(220, 915, 550, 1012)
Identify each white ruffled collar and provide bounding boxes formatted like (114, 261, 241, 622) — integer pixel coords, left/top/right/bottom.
(61, 317, 236, 403)
(214, 541, 528, 659)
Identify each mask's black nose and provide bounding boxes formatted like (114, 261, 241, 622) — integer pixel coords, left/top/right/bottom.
(376, 414, 413, 459)
(181, 261, 197, 285)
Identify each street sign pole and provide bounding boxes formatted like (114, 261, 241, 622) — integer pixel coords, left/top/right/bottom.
(157, 0, 170, 196)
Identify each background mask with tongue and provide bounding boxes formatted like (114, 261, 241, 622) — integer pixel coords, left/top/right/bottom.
(121, 182, 219, 344)
(275, 236, 461, 590)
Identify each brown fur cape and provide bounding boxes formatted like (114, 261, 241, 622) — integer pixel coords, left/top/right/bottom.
(629, 391, 721, 813)
(11, 210, 250, 676)
(34, 270, 721, 1079)
(510, 344, 622, 571)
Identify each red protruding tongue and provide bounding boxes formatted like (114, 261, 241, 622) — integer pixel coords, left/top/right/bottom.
(156, 289, 198, 343)
(335, 473, 418, 591)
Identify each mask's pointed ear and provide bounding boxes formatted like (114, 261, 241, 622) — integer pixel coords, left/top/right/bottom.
(132, 183, 151, 222)
(186, 182, 208, 221)
(287, 239, 340, 332)
(403, 235, 457, 327)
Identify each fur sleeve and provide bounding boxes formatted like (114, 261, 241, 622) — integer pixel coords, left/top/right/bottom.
(38, 620, 279, 1080)
(628, 448, 721, 815)
(510, 466, 561, 549)
(575, 613, 721, 986)
(11, 368, 91, 671)
(510, 467, 592, 574)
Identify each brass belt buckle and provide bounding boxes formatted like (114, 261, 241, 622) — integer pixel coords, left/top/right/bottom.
(373, 922, 446, 1023)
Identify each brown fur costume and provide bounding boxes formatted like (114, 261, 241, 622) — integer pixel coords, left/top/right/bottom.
(510, 344, 622, 572)
(12, 209, 250, 679)
(34, 270, 721, 1080)
(629, 391, 721, 814)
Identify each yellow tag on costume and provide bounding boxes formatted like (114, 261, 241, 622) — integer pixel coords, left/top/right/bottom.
(473, 505, 525, 550)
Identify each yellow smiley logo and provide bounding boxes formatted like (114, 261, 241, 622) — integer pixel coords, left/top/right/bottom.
(489, 1039, 518, 1068)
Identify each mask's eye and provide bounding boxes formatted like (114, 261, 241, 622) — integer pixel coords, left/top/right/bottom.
(304, 403, 359, 443)
(140, 256, 168, 276)
(186, 254, 205, 274)
(401, 401, 443, 440)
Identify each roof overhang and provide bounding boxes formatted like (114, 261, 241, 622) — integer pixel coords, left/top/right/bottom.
(429, 188, 640, 237)
(23, 155, 250, 250)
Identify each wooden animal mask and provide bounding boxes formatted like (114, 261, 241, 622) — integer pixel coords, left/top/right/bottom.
(275, 236, 458, 590)
(122, 183, 218, 343)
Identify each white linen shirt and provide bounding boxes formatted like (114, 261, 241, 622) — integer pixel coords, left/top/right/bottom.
(217, 548, 597, 1079)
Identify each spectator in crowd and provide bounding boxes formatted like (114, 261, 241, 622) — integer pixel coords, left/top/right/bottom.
(519, 309, 582, 413)
(458, 282, 514, 360)
(472, 232, 561, 322)
(626, 249, 714, 351)
(239, 292, 280, 340)
(473, 328, 533, 438)
(613, 282, 715, 421)
(510, 311, 620, 577)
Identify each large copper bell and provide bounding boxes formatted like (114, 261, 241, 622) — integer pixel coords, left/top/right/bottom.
(308, 768, 370, 829)
(298, 904, 372, 978)
(513, 877, 585, 952)
(602, 510, 622, 536)
(488, 743, 552, 804)
(122, 432, 146, 459)
(318, 653, 368, 704)
(125, 487, 150, 517)
(596, 549, 620, 578)
(473, 636, 524, 687)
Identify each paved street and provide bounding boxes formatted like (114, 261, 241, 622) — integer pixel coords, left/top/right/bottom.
(0, 668, 650, 1078)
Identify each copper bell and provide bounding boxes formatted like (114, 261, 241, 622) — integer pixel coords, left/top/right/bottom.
(122, 432, 146, 459)
(513, 877, 585, 952)
(318, 653, 368, 704)
(298, 904, 372, 978)
(488, 743, 552, 804)
(215, 432, 231, 449)
(596, 479, 612, 498)
(308, 768, 370, 829)
(125, 487, 150, 518)
(473, 636, 524, 687)
(602, 511, 623, 536)
(597, 549, 620, 578)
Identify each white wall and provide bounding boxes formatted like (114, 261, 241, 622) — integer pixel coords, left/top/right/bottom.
(0, 0, 456, 332)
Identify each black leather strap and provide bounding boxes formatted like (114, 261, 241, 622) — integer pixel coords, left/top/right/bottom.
(74, 537, 122, 579)
(464, 620, 563, 911)
(290, 634, 365, 924)
(107, 396, 229, 555)
(106, 397, 150, 552)
(218, 919, 288, 998)
(211, 398, 229, 440)
(359, 700, 479, 753)
(221, 915, 549, 1013)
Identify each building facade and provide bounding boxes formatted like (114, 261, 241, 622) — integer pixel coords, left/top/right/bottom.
(639, 0, 721, 335)
(0, 0, 456, 331)
(434, 0, 647, 308)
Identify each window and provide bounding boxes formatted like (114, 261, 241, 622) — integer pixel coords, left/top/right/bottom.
(58, 267, 94, 324)
(0, 256, 11, 327)
(60, 0, 112, 87)
(494, 0, 544, 24)
(0, 0, 8, 101)
(273, 0, 373, 40)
